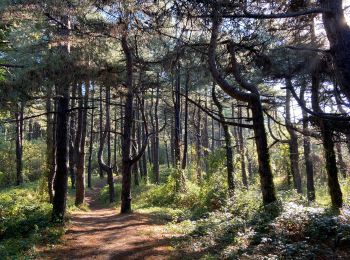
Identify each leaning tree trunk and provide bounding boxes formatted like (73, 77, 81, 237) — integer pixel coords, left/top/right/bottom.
(285, 78, 302, 193)
(208, 14, 276, 205)
(212, 85, 235, 192)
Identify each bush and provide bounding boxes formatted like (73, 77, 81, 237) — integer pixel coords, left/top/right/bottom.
(0, 182, 64, 259)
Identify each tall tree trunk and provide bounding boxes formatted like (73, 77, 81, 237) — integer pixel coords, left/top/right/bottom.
(181, 73, 189, 170)
(98, 85, 104, 178)
(141, 95, 148, 181)
(285, 78, 302, 193)
(15, 102, 24, 185)
(153, 81, 160, 183)
(46, 87, 56, 203)
(106, 85, 114, 202)
(300, 83, 315, 201)
(132, 108, 140, 186)
(87, 84, 95, 188)
(212, 85, 234, 192)
(52, 16, 71, 220)
(196, 101, 202, 180)
(121, 30, 134, 213)
(75, 82, 90, 205)
(68, 83, 77, 189)
(238, 105, 248, 188)
(174, 67, 181, 166)
(311, 71, 342, 208)
(202, 88, 210, 173)
(114, 104, 118, 173)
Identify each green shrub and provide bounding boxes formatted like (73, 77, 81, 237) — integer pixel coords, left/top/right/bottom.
(0, 182, 64, 259)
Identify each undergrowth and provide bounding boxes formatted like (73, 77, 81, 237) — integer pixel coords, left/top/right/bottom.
(0, 181, 65, 259)
(116, 166, 350, 259)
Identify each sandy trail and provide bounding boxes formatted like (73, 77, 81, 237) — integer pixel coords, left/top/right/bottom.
(41, 180, 174, 260)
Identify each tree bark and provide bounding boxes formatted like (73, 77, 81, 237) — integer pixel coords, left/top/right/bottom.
(87, 84, 95, 188)
(212, 85, 234, 192)
(174, 67, 181, 166)
(68, 83, 77, 189)
(75, 81, 90, 205)
(121, 30, 134, 213)
(181, 72, 189, 170)
(208, 14, 276, 205)
(311, 71, 342, 208)
(238, 105, 248, 188)
(15, 102, 24, 185)
(46, 87, 56, 203)
(320, 0, 350, 102)
(300, 83, 315, 201)
(153, 80, 160, 183)
(285, 78, 302, 193)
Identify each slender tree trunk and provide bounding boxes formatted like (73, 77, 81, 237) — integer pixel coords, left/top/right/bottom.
(46, 87, 56, 202)
(68, 83, 77, 188)
(311, 71, 342, 208)
(114, 104, 118, 173)
(300, 83, 315, 201)
(211, 104, 215, 152)
(202, 87, 210, 172)
(141, 95, 148, 181)
(174, 67, 181, 165)
(15, 102, 24, 185)
(181, 73, 189, 170)
(106, 85, 114, 202)
(153, 81, 160, 183)
(196, 101, 202, 180)
(165, 139, 170, 168)
(75, 82, 90, 205)
(212, 85, 234, 192)
(285, 78, 302, 193)
(132, 108, 139, 186)
(98, 85, 104, 178)
(238, 105, 248, 188)
(87, 84, 95, 188)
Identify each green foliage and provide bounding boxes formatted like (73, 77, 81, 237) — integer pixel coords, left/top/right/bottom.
(206, 148, 226, 177)
(0, 139, 46, 187)
(0, 182, 64, 259)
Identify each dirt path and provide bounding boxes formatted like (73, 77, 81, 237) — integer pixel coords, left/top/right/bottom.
(41, 180, 174, 260)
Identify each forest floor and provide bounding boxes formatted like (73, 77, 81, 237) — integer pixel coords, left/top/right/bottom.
(39, 178, 176, 260)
